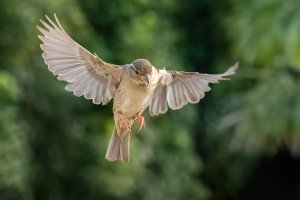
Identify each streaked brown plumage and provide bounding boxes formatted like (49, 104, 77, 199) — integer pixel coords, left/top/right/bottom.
(37, 14, 238, 162)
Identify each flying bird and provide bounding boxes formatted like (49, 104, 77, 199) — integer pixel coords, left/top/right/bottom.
(37, 14, 238, 162)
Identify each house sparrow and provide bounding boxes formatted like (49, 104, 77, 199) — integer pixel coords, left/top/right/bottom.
(37, 14, 238, 162)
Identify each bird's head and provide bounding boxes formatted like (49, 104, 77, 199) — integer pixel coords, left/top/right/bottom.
(127, 59, 153, 85)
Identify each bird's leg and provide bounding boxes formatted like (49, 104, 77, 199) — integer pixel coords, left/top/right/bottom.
(135, 116, 145, 132)
(133, 110, 145, 132)
(114, 112, 130, 132)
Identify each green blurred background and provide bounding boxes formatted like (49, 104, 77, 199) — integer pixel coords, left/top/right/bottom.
(1, 0, 300, 199)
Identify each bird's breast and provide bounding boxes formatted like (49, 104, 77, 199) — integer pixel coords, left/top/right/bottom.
(113, 77, 153, 118)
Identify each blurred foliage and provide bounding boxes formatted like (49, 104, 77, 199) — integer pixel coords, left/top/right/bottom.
(222, 0, 300, 156)
(1, 0, 300, 200)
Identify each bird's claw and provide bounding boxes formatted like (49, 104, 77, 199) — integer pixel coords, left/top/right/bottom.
(135, 115, 145, 133)
(120, 118, 130, 131)
(115, 113, 130, 132)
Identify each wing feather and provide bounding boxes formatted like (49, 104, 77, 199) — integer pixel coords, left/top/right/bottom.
(149, 63, 238, 116)
(37, 14, 122, 105)
(149, 84, 168, 116)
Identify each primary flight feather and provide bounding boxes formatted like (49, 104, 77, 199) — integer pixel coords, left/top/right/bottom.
(37, 14, 238, 162)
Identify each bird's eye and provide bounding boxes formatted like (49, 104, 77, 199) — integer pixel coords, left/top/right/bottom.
(133, 68, 139, 74)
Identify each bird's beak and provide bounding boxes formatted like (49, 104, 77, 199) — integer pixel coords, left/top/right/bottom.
(143, 75, 150, 85)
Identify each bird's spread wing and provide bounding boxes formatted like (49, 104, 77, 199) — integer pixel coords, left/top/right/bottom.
(37, 14, 122, 105)
(149, 63, 238, 116)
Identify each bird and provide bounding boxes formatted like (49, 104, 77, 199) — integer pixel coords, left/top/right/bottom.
(37, 14, 238, 163)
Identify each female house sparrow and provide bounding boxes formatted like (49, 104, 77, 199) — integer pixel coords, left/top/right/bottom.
(37, 14, 238, 162)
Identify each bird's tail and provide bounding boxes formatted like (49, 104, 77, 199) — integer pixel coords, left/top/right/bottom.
(105, 126, 131, 162)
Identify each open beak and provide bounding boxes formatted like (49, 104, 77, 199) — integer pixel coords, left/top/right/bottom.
(143, 75, 150, 85)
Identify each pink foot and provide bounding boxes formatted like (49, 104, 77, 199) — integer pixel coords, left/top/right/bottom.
(135, 115, 145, 132)
(115, 113, 130, 132)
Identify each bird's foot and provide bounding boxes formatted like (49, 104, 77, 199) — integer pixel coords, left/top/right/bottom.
(121, 119, 130, 131)
(115, 113, 130, 132)
(135, 115, 145, 133)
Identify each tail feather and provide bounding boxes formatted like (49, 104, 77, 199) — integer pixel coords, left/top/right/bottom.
(105, 126, 130, 162)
